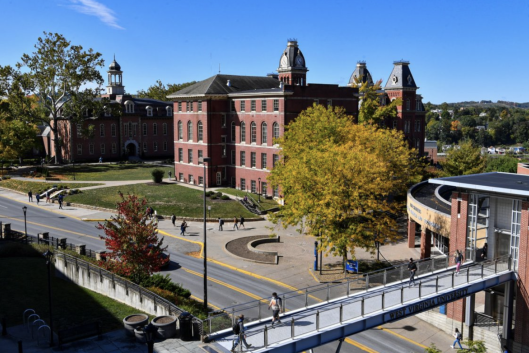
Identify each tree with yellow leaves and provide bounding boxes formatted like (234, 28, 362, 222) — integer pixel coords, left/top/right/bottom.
(268, 104, 422, 266)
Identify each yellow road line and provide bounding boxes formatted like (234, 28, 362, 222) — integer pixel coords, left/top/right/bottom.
(190, 295, 221, 311)
(345, 338, 379, 353)
(0, 193, 84, 221)
(376, 326, 428, 349)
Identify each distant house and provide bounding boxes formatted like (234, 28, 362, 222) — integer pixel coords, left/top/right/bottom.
(424, 140, 438, 163)
(476, 126, 486, 131)
(479, 112, 488, 117)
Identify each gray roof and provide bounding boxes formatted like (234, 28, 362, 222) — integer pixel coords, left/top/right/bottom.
(384, 61, 417, 90)
(349, 62, 373, 86)
(132, 97, 172, 106)
(167, 75, 281, 99)
(428, 172, 529, 197)
(424, 140, 437, 149)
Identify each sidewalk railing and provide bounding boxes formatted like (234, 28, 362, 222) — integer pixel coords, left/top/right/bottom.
(204, 249, 480, 335)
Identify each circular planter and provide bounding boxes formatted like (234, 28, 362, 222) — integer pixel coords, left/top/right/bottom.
(123, 314, 149, 337)
(152, 315, 177, 339)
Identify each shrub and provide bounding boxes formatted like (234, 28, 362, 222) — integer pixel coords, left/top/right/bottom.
(151, 169, 165, 183)
(147, 286, 179, 305)
(221, 195, 230, 200)
(205, 191, 214, 197)
(210, 195, 218, 200)
(140, 274, 191, 298)
(215, 192, 222, 197)
(1, 176, 11, 180)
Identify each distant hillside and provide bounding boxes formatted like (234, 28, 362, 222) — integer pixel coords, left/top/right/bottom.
(432, 100, 529, 109)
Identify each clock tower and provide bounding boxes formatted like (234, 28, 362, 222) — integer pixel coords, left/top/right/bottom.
(277, 40, 308, 86)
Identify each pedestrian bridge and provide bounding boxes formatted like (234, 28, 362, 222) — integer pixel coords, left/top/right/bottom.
(205, 255, 514, 353)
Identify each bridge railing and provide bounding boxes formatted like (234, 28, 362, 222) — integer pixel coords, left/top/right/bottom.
(204, 249, 481, 335)
(212, 255, 512, 347)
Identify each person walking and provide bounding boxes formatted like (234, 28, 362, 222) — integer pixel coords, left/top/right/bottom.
(58, 194, 64, 209)
(454, 250, 463, 275)
(231, 315, 252, 352)
(171, 214, 176, 227)
(36, 193, 40, 205)
(268, 292, 283, 326)
(180, 220, 187, 236)
(480, 243, 488, 261)
(45, 190, 50, 203)
(450, 328, 463, 349)
(168, 171, 172, 180)
(28, 190, 33, 202)
(218, 218, 223, 231)
(233, 217, 239, 230)
(240, 216, 245, 229)
(407, 258, 417, 287)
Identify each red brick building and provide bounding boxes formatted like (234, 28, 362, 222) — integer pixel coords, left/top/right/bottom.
(168, 41, 426, 193)
(51, 58, 174, 162)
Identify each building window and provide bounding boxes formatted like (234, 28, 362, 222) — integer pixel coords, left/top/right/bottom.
(240, 100, 246, 112)
(187, 101, 193, 112)
(99, 124, 105, 137)
(251, 100, 256, 112)
(111, 124, 116, 137)
(178, 121, 183, 140)
(251, 152, 256, 168)
(178, 102, 182, 112)
(163, 123, 168, 135)
(393, 120, 398, 129)
(231, 150, 235, 164)
(415, 120, 421, 132)
(406, 99, 410, 111)
(153, 123, 158, 136)
(125, 101, 134, 113)
(261, 182, 267, 196)
(231, 122, 236, 142)
(189, 174, 194, 184)
(143, 142, 147, 152)
(124, 123, 128, 137)
(415, 139, 420, 149)
(132, 123, 137, 137)
(187, 121, 193, 141)
(273, 154, 279, 167)
(112, 143, 117, 154)
(89, 143, 94, 155)
(198, 176, 204, 186)
(273, 187, 279, 198)
(77, 124, 82, 137)
(178, 148, 183, 162)
(251, 122, 257, 143)
(222, 145, 227, 157)
(143, 123, 147, 136)
(273, 99, 279, 111)
(83, 108, 89, 117)
(261, 122, 267, 145)
(198, 101, 202, 112)
(77, 144, 82, 155)
(231, 100, 235, 112)
(104, 107, 111, 117)
(261, 153, 267, 169)
(416, 100, 421, 111)
(163, 141, 167, 151)
(327, 99, 332, 107)
(188, 149, 193, 164)
(146, 106, 153, 116)
(404, 120, 411, 133)
(100, 143, 105, 154)
(221, 135, 227, 143)
(241, 151, 246, 166)
(179, 173, 184, 182)
(166, 106, 173, 116)
(261, 100, 267, 112)
(241, 178, 246, 191)
(221, 114, 226, 128)
(251, 180, 256, 193)
(272, 122, 280, 140)
(198, 121, 203, 141)
(153, 142, 158, 152)
(241, 122, 246, 143)
(198, 150, 203, 164)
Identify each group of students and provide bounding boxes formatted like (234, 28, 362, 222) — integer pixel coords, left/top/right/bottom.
(218, 217, 245, 231)
(28, 190, 65, 209)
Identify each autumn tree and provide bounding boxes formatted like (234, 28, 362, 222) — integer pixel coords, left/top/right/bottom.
(357, 79, 401, 124)
(0, 32, 110, 164)
(440, 140, 486, 177)
(97, 193, 168, 283)
(268, 104, 422, 265)
(136, 80, 197, 101)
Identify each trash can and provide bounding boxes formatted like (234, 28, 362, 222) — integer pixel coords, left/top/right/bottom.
(178, 312, 193, 341)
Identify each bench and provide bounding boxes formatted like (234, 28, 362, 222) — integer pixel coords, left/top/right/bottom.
(45, 177, 60, 181)
(58, 322, 102, 346)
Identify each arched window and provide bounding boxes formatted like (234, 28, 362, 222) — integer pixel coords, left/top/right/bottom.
(261, 122, 267, 145)
(142, 123, 147, 136)
(231, 122, 236, 142)
(166, 106, 173, 116)
(187, 121, 193, 141)
(250, 122, 257, 143)
(146, 106, 153, 116)
(406, 99, 410, 111)
(197, 121, 203, 141)
(178, 121, 183, 140)
(240, 122, 246, 143)
(153, 123, 158, 136)
(163, 123, 167, 135)
(272, 122, 280, 140)
(124, 100, 134, 113)
(111, 124, 116, 137)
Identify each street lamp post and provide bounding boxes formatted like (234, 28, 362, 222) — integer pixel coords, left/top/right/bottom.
(200, 156, 211, 313)
(22, 206, 28, 244)
(144, 322, 156, 353)
(72, 160, 75, 180)
(258, 177, 261, 203)
(43, 250, 54, 347)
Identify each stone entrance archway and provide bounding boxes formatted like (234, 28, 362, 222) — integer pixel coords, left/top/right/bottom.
(125, 141, 138, 156)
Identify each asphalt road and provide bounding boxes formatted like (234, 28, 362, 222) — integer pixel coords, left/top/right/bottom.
(0, 196, 432, 353)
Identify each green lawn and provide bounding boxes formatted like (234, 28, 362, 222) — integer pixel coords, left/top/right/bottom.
(0, 179, 103, 193)
(66, 183, 255, 218)
(217, 188, 280, 210)
(51, 164, 174, 181)
(0, 244, 150, 333)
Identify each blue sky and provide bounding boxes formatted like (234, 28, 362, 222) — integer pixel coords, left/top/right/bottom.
(1, 0, 528, 104)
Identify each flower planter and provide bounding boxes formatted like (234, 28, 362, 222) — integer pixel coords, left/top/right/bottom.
(123, 314, 149, 337)
(152, 315, 177, 339)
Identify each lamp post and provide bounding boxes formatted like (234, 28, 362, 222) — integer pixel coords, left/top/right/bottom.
(200, 156, 211, 313)
(72, 160, 75, 180)
(144, 322, 156, 353)
(22, 206, 28, 244)
(258, 177, 261, 203)
(43, 250, 54, 347)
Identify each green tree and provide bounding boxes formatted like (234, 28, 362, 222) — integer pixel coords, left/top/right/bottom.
(458, 340, 487, 352)
(357, 79, 401, 124)
(440, 141, 486, 177)
(268, 104, 422, 265)
(136, 80, 197, 101)
(0, 97, 40, 161)
(0, 32, 109, 164)
(424, 343, 442, 353)
(485, 155, 519, 173)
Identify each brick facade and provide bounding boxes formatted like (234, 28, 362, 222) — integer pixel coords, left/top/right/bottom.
(408, 220, 416, 248)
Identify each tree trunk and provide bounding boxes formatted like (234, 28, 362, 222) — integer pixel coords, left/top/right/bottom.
(52, 118, 61, 164)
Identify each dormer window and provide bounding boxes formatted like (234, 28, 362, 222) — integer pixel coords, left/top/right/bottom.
(104, 106, 111, 117)
(146, 106, 153, 117)
(166, 106, 173, 116)
(124, 101, 135, 113)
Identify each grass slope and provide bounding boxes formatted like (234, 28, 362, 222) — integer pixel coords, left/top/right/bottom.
(51, 164, 174, 181)
(0, 179, 103, 193)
